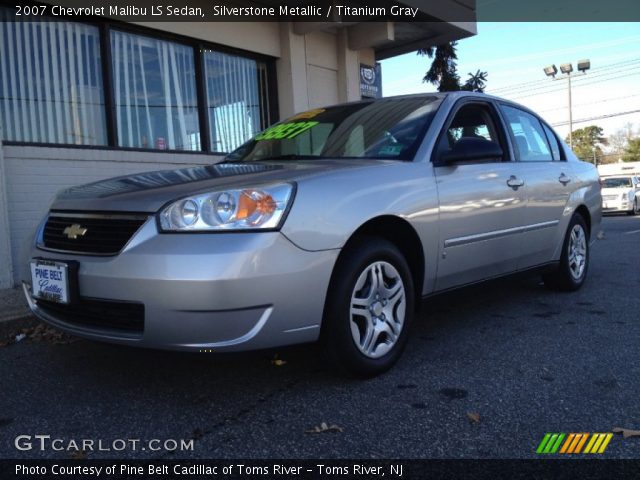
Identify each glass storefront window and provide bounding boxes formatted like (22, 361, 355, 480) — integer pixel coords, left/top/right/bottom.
(0, 12, 107, 145)
(110, 30, 200, 151)
(203, 50, 267, 152)
(0, 10, 272, 152)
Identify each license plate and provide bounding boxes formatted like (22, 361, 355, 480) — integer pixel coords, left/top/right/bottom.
(30, 259, 70, 304)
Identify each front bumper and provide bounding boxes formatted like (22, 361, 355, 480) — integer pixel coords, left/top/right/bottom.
(602, 199, 632, 213)
(22, 218, 339, 351)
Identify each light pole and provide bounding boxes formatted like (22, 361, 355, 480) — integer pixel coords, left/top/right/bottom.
(543, 59, 591, 149)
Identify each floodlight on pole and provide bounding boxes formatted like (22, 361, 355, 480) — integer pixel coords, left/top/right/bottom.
(544, 59, 590, 149)
(560, 63, 573, 74)
(577, 59, 591, 72)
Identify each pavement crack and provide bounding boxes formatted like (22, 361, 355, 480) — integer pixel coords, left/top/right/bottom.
(162, 375, 310, 458)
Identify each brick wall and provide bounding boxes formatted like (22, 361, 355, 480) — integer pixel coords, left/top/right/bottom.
(3, 145, 221, 285)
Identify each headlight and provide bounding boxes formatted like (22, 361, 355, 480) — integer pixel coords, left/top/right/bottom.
(159, 183, 294, 232)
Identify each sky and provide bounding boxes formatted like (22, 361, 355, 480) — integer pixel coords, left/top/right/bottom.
(380, 22, 640, 150)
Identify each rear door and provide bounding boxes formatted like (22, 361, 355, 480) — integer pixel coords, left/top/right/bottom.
(498, 104, 572, 268)
(433, 100, 526, 290)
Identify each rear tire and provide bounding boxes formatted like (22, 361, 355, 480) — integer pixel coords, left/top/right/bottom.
(321, 236, 415, 377)
(543, 213, 589, 291)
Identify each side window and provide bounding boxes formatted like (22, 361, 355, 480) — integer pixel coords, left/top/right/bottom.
(437, 103, 504, 162)
(542, 123, 562, 161)
(501, 105, 553, 162)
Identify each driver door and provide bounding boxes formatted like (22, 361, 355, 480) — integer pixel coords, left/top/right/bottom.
(433, 100, 527, 290)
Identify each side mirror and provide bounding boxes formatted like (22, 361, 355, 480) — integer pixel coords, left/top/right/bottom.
(439, 137, 504, 164)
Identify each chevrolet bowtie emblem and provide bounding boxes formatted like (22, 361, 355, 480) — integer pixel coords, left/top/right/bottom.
(63, 224, 88, 239)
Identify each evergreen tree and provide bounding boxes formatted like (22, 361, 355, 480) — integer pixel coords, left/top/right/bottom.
(419, 43, 487, 92)
(566, 126, 606, 163)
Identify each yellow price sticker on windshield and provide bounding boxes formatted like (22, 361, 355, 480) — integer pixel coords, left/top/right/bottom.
(289, 108, 325, 120)
(255, 121, 319, 141)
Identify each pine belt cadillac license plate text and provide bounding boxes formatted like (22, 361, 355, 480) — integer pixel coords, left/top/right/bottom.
(30, 259, 69, 304)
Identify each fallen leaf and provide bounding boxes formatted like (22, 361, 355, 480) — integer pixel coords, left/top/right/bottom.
(22, 324, 78, 345)
(69, 450, 87, 459)
(467, 412, 481, 424)
(596, 231, 605, 240)
(613, 427, 640, 438)
(14, 333, 26, 342)
(305, 422, 344, 434)
(270, 354, 287, 366)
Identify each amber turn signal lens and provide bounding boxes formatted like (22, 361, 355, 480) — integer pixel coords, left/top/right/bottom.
(237, 191, 277, 222)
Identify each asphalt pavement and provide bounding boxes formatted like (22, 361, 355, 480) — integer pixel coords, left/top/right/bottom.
(1, 215, 639, 459)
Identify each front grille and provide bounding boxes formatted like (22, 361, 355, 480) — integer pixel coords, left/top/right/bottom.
(41, 213, 147, 255)
(36, 297, 144, 334)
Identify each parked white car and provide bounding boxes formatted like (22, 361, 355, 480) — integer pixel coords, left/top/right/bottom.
(601, 176, 640, 215)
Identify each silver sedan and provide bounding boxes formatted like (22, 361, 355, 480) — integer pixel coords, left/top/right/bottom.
(23, 92, 602, 376)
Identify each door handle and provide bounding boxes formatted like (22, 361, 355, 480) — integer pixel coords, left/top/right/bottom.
(559, 173, 571, 185)
(507, 175, 524, 190)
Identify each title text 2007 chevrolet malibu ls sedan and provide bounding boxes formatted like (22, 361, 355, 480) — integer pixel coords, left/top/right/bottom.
(23, 92, 601, 376)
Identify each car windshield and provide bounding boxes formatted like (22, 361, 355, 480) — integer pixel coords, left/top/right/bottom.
(225, 96, 441, 162)
(603, 177, 632, 188)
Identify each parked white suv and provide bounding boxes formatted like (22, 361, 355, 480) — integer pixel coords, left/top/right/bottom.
(601, 176, 640, 215)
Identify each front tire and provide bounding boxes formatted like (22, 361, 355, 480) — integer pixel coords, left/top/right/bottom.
(321, 237, 415, 377)
(543, 213, 589, 291)
(627, 198, 638, 216)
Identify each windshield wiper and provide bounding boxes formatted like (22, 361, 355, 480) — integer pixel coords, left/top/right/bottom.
(250, 154, 326, 161)
(220, 154, 324, 163)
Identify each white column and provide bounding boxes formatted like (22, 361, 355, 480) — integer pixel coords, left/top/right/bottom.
(276, 22, 309, 119)
(0, 124, 14, 288)
(337, 29, 361, 103)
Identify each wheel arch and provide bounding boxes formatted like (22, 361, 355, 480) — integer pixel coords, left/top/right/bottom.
(574, 204, 591, 236)
(332, 215, 425, 307)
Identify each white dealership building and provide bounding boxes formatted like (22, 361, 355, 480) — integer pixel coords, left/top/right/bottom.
(0, 0, 476, 287)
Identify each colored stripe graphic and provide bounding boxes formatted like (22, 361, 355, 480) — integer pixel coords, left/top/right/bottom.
(598, 433, 614, 453)
(549, 433, 566, 453)
(536, 433, 552, 454)
(573, 433, 589, 453)
(537, 433, 566, 454)
(584, 433, 614, 454)
(539, 433, 614, 454)
(559, 433, 575, 454)
(565, 433, 583, 453)
(584, 434, 599, 453)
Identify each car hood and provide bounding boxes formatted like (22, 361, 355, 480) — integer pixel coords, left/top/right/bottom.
(51, 160, 385, 212)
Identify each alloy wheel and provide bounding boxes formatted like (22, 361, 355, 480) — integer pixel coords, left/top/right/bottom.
(349, 261, 406, 358)
(568, 224, 587, 281)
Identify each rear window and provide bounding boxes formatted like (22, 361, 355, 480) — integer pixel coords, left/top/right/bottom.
(603, 177, 632, 188)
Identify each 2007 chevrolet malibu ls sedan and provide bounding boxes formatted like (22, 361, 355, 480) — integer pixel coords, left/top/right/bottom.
(23, 92, 602, 376)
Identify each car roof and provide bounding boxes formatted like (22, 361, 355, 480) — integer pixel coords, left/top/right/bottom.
(337, 91, 531, 113)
